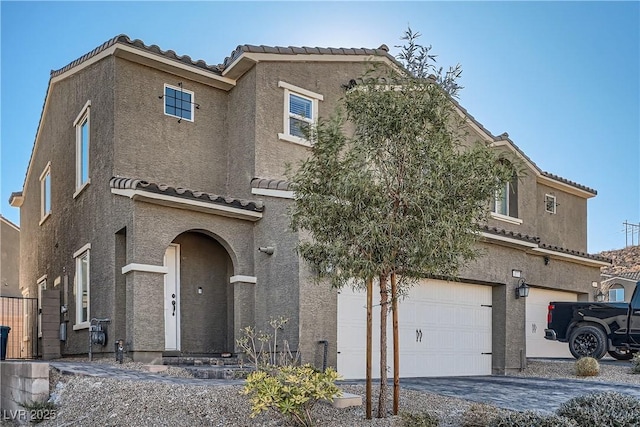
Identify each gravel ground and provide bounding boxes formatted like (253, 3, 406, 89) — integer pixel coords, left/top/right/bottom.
(3, 358, 639, 426)
(512, 358, 640, 384)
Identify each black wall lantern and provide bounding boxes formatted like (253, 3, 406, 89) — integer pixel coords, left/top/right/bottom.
(595, 290, 606, 302)
(515, 278, 530, 299)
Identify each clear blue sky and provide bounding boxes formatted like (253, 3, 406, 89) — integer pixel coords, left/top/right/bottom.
(1, 1, 638, 253)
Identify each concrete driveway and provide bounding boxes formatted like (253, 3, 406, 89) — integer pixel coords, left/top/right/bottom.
(342, 369, 640, 414)
(397, 375, 640, 413)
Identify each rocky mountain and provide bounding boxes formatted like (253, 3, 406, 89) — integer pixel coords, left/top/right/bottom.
(600, 245, 640, 275)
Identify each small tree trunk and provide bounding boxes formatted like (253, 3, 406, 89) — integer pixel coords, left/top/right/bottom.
(366, 277, 373, 419)
(377, 275, 389, 418)
(391, 272, 399, 415)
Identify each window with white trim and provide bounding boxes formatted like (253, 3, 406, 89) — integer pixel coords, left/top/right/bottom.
(545, 194, 557, 214)
(74, 244, 91, 329)
(37, 276, 47, 338)
(608, 284, 624, 302)
(278, 81, 323, 146)
(492, 162, 519, 219)
(493, 182, 509, 216)
(74, 101, 91, 195)
(39, 163, 51, 223)
(164, 83, 194, 122)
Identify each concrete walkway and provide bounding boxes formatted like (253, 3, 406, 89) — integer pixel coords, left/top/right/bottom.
(50, 361, 640, 414)
(49, 361, 244, 386)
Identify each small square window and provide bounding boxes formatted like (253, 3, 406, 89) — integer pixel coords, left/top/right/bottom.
(164, 84, 194, 122)
(545, 194, 557, 214)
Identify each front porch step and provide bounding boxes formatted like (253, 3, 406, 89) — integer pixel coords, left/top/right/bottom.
(163, 356, 241, 366)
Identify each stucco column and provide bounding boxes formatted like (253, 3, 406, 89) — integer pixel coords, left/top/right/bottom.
(230, 275, 256, 353)
(492, 283, 527, 375)
(124, 267, 165, 364)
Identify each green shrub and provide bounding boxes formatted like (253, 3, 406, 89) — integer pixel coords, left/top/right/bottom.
(401, 411, 439, 427)
(557, 391, 640, 427)
(488, 410, 577, 427)
(574, 357, 599, 377)
(242, 364, 341, 427)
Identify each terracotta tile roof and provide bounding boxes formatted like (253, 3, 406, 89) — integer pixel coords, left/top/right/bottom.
(539, 171, 596, 194)
(480, 225, 540, 244)
(222, 44, 395, 69)
(480, 225, 610, 263)
(602, 271, 640, 282)
(250, 177, 294, 191)
(51, 35, 224, 78)
(537, 242, 610, 263)
(110, 177, 264, 212)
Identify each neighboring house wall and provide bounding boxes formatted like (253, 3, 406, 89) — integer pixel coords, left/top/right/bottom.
(1, 216, 20, 297)
(601, 274, 638, 302)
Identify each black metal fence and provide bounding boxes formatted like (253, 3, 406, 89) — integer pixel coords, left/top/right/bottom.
(0, 296, 38, 359)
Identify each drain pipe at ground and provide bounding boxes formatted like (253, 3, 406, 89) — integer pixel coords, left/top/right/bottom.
(318, 340, 328, 371)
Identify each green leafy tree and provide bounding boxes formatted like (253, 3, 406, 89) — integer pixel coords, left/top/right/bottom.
(290, 27, 516, 418)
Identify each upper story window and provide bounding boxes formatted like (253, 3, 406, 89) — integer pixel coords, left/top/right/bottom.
(73, 243, 91, 330)
(278, 81, 323, 147)
(493, 182, 510, 216)
(39, 162, 51, 224)
(608, 284, 624, 302)
(74, 100, 91, 197)
(545, 194, 557, 214)
(491, 162, 520, 225)
(164, 83, 194, 122)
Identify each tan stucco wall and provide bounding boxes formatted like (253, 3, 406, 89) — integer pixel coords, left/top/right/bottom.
(19, 57, 117, 354)
(1, 218, 20, 297)
(113, 59, 229, 195)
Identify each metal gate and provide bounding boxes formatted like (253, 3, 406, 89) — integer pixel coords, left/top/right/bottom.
(0, 296, 38, 359)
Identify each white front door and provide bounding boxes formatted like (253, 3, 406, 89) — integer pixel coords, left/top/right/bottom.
(164, 244, 180, 351)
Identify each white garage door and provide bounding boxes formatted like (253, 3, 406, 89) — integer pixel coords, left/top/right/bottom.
(526, 288, 577, 358)
(337, 279, 492, 379)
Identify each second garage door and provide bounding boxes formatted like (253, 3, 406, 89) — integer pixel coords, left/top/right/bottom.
(526, 288, 578, 358)
(337, 279, 492, 379)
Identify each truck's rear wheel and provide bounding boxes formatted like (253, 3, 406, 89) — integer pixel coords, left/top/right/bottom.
(608, 349, 635, 361)
(568, 325, 607, 359)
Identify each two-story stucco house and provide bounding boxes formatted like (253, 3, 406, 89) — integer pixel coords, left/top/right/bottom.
(9, 35, 610, 376)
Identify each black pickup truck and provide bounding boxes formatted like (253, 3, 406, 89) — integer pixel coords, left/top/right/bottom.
(545, 282, 640, 360)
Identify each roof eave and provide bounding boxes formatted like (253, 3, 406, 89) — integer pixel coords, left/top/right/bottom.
(113, 45, 235, 90)
(222, 50, 400, 80)
(536, 174, 596, 199)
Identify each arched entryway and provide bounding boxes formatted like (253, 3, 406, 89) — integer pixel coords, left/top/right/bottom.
(164, 231, 234, 354)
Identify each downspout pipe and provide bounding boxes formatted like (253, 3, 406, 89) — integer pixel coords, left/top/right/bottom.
(318, 340, 328, 371)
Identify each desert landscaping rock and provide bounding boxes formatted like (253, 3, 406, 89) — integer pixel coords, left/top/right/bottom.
(3, 358, 640, 426)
